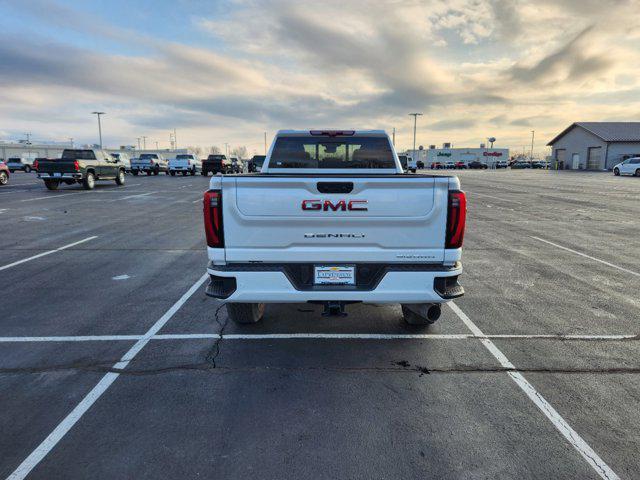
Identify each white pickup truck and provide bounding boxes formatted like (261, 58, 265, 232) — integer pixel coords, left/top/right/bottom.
(202, 130, 466, 325)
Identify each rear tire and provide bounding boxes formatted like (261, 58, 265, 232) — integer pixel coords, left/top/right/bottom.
(182, 171, 187, 176)
(201, 171, 207, 176)
(153, 167, 159, 176)
(115, 169, 125, 186)
(170, 171, 176, 176)
(132, 170, 139, 176)
(402, 305, 437, 326)
(0, 171, 8, 185)
(24, 165, 31, 173)
(635, 169, 640, 177)
(146, 171, 151, 176)
(614, 168, 620, 176)
(226, 303, 265, 324)
(82, 172, 95, 190)
(191, 167, 196, 176)
(44, 179, 59, 190)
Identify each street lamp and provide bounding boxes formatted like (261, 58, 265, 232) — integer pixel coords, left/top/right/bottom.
(408, 113, 423, 156)
(91, 112, 105, 148)
(530, 130, 535, 160)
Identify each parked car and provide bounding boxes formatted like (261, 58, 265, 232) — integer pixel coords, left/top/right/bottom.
(531, 161, 547, 169)
(468, 161, 488, 169)
(202, 154, 230, 176)
(495, 160, 508, 168)
(613, 157, 640, 176)
(229, 157, 242, 174)
(406, 155, 418, 172)
(416, 160, 424, 169)
(511, 161, 532, 169)
(454, 161, 466, 169)
(202, 129, 466, 325)
(398, 155, 409, 172)
(36, 148, 126, 190)
(431, 162, 444, 169)
(0, 161, 10, 185)
(130, 153, 169, 176)
(248, 155, 266, 173)
(169, 154, 201, 176)
(110, 152, 131, 172)
(6, 157, 35, 173)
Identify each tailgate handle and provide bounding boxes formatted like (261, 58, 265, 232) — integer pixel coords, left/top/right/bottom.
(317, 182, 353, 194)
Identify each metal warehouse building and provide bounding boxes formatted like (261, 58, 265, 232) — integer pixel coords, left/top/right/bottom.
(548, 122, 640, 170)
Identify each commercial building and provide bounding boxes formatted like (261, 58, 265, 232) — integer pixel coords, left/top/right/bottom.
(547, 122, 640, 170)
(407, 144, 509, 167)
(0, 140, 73, 161)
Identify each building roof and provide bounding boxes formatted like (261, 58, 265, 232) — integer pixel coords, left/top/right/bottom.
(548, 122, 640, 145)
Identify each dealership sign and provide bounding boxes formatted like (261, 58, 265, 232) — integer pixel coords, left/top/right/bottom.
(483, 151, 503, 157)
(437, 152, 452, 157)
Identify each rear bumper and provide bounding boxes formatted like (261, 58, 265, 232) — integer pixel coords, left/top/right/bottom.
(206, 262, 463, 303)
(38, 173, 82, 180)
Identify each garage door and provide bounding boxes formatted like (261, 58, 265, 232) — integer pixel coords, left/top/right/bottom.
(587, 147, 602, 170)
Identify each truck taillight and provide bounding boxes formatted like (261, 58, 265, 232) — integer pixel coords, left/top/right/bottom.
(149, 159, 154, 165)
(203, 190, 224, 248)
(73, 160, 80, 172)
(33, 160, 38, 170)
(445, 191, 466, 249)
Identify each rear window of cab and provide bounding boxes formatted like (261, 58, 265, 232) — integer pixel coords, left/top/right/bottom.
(270, 136, 395, 169)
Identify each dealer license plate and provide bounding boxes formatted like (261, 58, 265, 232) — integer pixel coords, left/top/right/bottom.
(53, 172, 61, 177)
(314, 265, 355, 285)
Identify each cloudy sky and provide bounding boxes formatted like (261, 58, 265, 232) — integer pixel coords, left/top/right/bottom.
(1, 0, 639, 155)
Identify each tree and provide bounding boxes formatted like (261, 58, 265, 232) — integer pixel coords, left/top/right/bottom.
(231, 146, 248, 159)
(209, 145, 221, 154)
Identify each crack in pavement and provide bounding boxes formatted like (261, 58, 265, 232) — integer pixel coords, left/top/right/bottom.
(204, 302, 228, 368)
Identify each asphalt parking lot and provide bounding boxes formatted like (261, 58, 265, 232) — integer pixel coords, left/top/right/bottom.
(1, 169, 638, 479)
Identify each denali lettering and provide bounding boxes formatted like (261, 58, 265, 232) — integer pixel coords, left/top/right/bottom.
(301, 199, 368, 211)
(304, 233, 366, 238)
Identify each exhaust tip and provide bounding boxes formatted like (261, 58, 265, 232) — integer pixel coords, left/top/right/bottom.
(426, 304, 441, 322)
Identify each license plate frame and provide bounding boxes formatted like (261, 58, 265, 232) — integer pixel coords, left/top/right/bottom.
(313, 265, 356, 285)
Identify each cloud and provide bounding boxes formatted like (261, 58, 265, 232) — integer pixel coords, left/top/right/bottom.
(428, 118, 478, 130)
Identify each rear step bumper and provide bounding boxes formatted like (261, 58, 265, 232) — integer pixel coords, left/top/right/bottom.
(206, 262, 462, 303)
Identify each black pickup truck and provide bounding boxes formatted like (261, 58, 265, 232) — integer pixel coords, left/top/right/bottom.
(37, 149, 126, 190)
(201, 154, 229, 176)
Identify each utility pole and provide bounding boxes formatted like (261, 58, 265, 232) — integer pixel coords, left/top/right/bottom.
(264, 132, 267, 155)
(137, 137, 141, 150)
(408, 113, 423, 154)
(142, 136, 147, 150)
(392, 127, 396, 146)
(173, 128, 177, 150)
(69, 137, 74, 147)
(155, 141, 159, 150)
(91, 112, 105, 148)
(24, 133, 32, 161)
(530, 130, 535, 159)
(224, 143, 229, 159)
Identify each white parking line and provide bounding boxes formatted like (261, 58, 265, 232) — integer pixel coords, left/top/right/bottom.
(448, 302, 620, 480)
(0, 333, 635, 343)
(0, 236, 98, 272)
(531, 236, 640, 278)
(118, 191, 156, 200)
(21, 191, 86, 202)
(6, 273, 208, 480)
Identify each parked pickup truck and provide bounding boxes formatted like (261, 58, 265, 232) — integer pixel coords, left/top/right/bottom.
(169, 153, 201, 176)
(130, 153, 169, 176)
(37, 148, 126, 190)
(201, 154, 229, 176)
(203, 129, 466, 326)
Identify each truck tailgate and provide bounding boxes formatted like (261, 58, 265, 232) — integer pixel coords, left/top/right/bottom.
(222, 176, 449, 263)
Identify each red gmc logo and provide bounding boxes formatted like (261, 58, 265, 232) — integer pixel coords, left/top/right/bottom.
(301, 199, 368, 211)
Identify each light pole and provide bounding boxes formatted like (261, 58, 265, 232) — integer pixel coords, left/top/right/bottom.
(173, 128, 177, 150)
(408, 113, 423, 156)
(224, 142, 229, 159)
(69, 137, 74, 147)
(155, 141, 159, 150)
(264, 132, 267, 155)
(142, 136, 147, 150)
(91, 112, 105, 148)
(24, 133, 32, 163)
(530, 130, 535, 160)
(137, 137, 141, 150)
